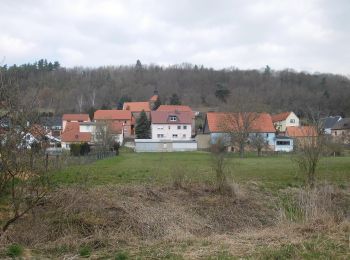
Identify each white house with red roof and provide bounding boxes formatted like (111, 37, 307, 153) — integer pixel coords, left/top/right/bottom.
(61, 122, 92, 149)
(271, 111, 299, 132)
(156, 105, 196, 136)
(151, 110, 192, 140)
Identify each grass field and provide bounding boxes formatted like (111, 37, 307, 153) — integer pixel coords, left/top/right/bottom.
(53, 150, 350, 190)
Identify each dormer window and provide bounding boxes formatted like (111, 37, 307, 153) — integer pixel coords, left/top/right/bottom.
(169, 116, 177, 121)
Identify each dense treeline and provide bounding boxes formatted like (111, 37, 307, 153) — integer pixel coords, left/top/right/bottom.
(1, 60, 350, 117)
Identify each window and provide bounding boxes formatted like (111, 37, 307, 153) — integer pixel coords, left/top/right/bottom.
(183, 125, 187, 129)
(266, 133, 269, 137)
(277, 140, 290, 145)
(66, 144, 70, 148)
(157, 126, 164, 130)
(169, 116, 177, 121)
(157, 134, 164, 138)
(172, 134, 178, 138)
(168, 126, 171, 129)
(177, 125, 181, 129)
(182, 134, 186, 138)
(290, 119, 295, 123)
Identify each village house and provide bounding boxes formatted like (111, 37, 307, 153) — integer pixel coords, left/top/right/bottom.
(272, 111, 299, 132)
(62, 114, 90, 131)
(94, 110, 133, 137)
(285, 126, 317, 148)
(157, 105, 196, 136)
(203, 112, 276, 151)
(151, 110, 192, 140)
(61, 122, 92, 149)
(331, 118, 350, 143)
(123, 102, 151, 118)
(321, 116, 342, 134)
(39, 116, 63, 138)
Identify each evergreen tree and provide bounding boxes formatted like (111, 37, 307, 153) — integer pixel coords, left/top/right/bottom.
(153, 96, 161, 110)
(215, 83, 230, 103)
(135, 110, 150, 139)
(169, 93, 181, 105)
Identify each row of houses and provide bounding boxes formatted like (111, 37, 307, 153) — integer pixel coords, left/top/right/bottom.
(2, 92, 348, 153)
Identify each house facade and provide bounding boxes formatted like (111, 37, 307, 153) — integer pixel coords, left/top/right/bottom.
(94, 110, 133, 137)
(285, 126, 317, 148)
(331, 118, 350, 143)
(61, 122, 92, 149)
(151, 110, 192, 140)
(321, 116, 342, 134)
(157, 105, 196, 136)
(203, 112, 276, 150)
(272, 112, 299, 132)
(62, 114, 90, 131)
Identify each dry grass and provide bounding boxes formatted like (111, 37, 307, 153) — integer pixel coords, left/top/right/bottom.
(0, 182, 348, 258)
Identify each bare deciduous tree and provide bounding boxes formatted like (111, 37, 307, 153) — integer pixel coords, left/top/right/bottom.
(0, 71, 51, 237)
(293, 109, 326, 188)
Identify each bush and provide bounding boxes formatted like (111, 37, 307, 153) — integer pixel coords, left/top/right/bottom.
(79, 245, 92, 258)
(7, 244, 23, 258)
(115, 251, 129, 260)
(70, 143, 81, 156)
(80, 142, 90, 155)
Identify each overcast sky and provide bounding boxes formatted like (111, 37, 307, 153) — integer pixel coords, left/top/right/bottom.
(0, 0, 349, 75)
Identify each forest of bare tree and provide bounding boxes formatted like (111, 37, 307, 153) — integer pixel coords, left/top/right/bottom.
(1, 59, 349, 117)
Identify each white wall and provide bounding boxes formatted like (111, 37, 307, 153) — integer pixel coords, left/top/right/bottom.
(151, 123, 191, 140)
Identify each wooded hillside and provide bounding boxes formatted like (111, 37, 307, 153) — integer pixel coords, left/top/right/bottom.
(1, 60, 349, 117)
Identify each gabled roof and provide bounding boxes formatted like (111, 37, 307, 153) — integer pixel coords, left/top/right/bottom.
(62, 114, 90, 122)
(332, 118, 350, 130)
(285, 126, 317, 137)
(321, 116, 342, 129)
(123, 102, 150, 112)
(206, 112, 276, 133)
(149, 95, 158, 101)
(94, 110, 132, 120)
(271, 112, 292, 123)
(151, 111, 192, 124)
(40, 116, 62, 127)
(157, 105, 193, 112)
(61, 122, 91, 142)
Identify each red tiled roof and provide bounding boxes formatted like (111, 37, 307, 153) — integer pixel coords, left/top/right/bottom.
(94, 110, 132, 120)
(108, 121, 123, 134)
(271, 112, 292, 123)
(30, 124, 47, 138)
(123, 102, 150, 112)
(62, 114, 90, 121)
(285, 126, 317, 137)
(157, 105, 193, 112)
(61, 122, 91, 142)
(151, 111, 192, 124)
(149, 95, 158, 101)
(206, 112, 276, 133)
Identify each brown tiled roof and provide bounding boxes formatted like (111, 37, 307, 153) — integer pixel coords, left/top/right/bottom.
(206, 112, 276, 133)
(108, 121, 123, 134)
(157, 105, 193, 112)
(62, 114, 90, 121)
(61, 122, 91, 142)
(94, 110, 132, 120)
(271, 112, 292, 123)
(123, 102, 150, 112)
(151, 111, 192, 124)
(285, 126, 317, 137)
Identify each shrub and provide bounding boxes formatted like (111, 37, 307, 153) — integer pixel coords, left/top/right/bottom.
(70, 143, 81, 156)
(115, 251, 129, 260)
(6, 244, 23, 258)
(79, 245, 92, 258)
(80, 142, 90, 155)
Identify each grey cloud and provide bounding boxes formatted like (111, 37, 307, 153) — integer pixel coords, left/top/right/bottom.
(0, 0, 349, 75)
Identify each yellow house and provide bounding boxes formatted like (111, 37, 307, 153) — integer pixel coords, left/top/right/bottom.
(272, 111, 299, 132)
